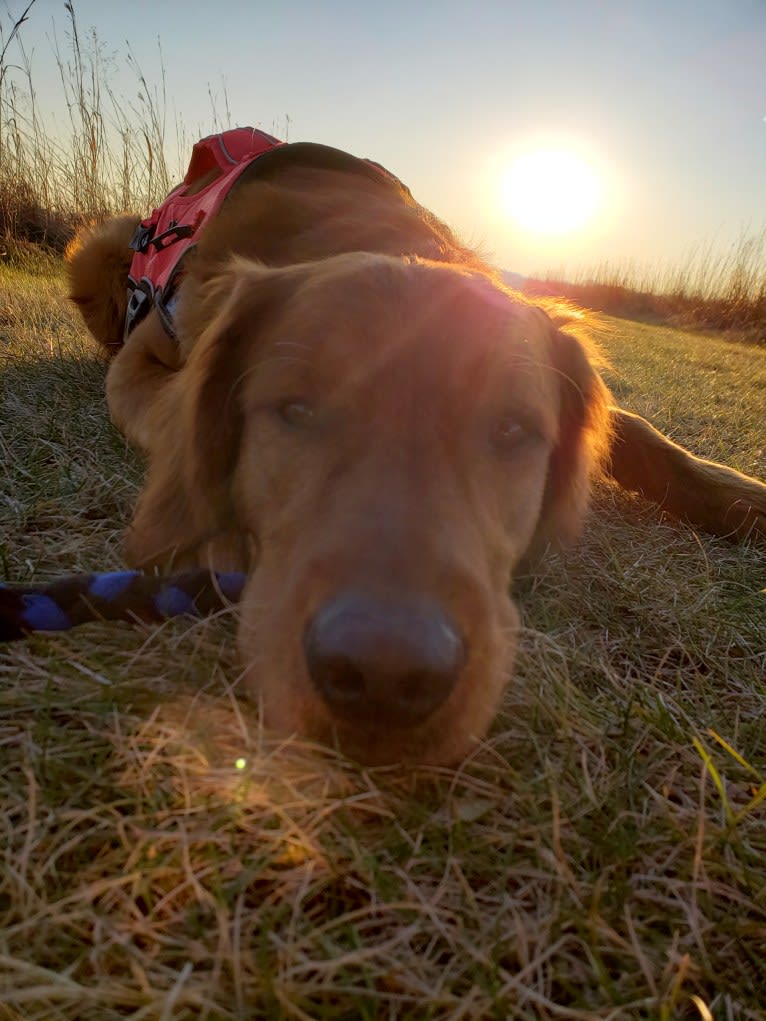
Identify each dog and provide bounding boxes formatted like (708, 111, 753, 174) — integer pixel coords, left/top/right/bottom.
(67, 130, 766, 765)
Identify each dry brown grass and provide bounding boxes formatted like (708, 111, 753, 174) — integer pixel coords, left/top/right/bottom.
(0, 1, 174, 255)
(521, 231, 766, 345)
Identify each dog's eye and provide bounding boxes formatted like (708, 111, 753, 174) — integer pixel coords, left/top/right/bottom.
(277, 400, 316, 428)
(491, 416, 527, 452)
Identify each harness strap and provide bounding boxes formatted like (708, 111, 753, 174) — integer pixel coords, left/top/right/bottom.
(125, 131, 408, 341)
(125, 128, 284, 339)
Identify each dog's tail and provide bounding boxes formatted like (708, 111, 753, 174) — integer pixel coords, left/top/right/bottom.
(66, 215, 140, 353)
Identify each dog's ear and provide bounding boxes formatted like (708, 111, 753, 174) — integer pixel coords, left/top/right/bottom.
(123, 261, 295, 570)
(529, 319, 611, 556)
(67, 215, 140, 352)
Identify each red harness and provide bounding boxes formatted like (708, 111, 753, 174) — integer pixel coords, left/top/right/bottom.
(126, 127, 283, 338)
(126, 129, 406, 340)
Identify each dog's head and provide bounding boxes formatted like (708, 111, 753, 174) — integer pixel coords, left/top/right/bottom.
(125, 253, 609, 764)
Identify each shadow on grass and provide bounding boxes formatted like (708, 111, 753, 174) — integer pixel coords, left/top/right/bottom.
(0, 349, 142, 579)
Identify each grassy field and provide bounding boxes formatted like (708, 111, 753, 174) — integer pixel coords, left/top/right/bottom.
(1, 255, 765, 1020)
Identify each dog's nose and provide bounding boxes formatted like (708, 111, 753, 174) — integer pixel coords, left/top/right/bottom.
(304, 592, 465, 727)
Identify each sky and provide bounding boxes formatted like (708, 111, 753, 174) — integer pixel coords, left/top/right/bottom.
(8, 0, 766, 277)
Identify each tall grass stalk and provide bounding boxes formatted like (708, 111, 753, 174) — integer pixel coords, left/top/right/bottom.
(0, 0, 173, 250)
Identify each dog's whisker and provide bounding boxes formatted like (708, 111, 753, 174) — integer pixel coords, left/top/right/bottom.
(273, 340, 312, 353)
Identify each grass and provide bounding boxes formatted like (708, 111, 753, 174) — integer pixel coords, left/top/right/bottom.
(1, 256, 765, 1019)
(517, 230, 766, 345)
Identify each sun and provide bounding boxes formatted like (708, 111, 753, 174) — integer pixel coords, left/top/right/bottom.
(501, 148, 601, 235)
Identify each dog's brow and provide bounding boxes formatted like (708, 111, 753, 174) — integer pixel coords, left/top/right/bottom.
(230, 354, 313, 395)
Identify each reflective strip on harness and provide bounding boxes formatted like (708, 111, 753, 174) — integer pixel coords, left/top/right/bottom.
(125, 127, 283, 339)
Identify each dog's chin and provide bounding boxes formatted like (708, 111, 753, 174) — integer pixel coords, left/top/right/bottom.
(262, 704, 481, 768)
(244, 652, 514, 769)
(320, 719, 482, 768)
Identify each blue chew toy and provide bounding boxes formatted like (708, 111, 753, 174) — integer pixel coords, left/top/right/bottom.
(0, 569, 246, 642)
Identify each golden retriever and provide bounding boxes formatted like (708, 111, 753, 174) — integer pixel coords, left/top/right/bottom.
(67, 140, 766, 765)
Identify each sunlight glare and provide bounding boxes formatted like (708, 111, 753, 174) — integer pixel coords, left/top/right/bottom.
(502, 148, 601, 235)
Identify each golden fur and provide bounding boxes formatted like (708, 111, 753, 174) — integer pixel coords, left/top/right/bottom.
(67, 153, 766, 765)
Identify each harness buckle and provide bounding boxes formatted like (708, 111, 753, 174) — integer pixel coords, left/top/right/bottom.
(124, 280, 153, 339)
(130, 215, 203, 256)
(129, 221, 156, 253)
(149, 221, 197, 251)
